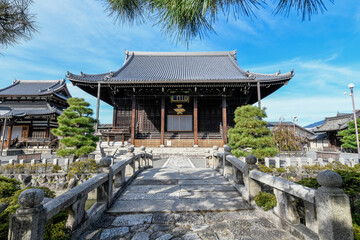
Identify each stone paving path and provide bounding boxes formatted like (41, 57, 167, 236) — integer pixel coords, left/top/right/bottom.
(81, 155, 298, 240)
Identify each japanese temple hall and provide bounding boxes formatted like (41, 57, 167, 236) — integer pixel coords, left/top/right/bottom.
(67, 51, 294, 147)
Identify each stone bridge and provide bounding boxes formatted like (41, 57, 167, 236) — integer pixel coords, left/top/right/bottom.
(8, 146, 354, 240)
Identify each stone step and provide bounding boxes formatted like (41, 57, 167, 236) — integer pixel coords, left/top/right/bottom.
(124, 185, 181, 194)
(107, 198, 250, 214)
(120, 190, 241, 200)
(178, 179, 231, 185)
(181, 185, 236, 192)
(179, 191, 241, 199)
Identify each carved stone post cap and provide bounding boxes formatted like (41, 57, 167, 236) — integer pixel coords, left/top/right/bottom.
(128, 146, 135, 153)
(99, 156, 112, 167)
(212, 145, 219, 150)
(317, 170, 342, 188)
(224, 145, 231, 153)
(18, 189, 44, 208)
(245, 154, 257, 165)
(140, 146, 146, 151)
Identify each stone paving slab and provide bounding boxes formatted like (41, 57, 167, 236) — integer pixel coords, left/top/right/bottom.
(107, 198, 249, 213)
(179, 190, 240, 199)
(179, 179, 231, 185)
(124, 185, 181, 193)
(181, 185, 236, 192)
(120, 192, 180, 200)
(83, 211, 298, 240)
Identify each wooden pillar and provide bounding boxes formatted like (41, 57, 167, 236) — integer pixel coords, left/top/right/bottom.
(194, 97, 198, 146)
(257, 81, 261, 109)
(222, 96, 227, 144)
(160, 96, 165, 146)
(45, 118, 50, 138)
(112, 107, 117, 129)
(95, 82, 101, 133)
(7, 125, 12, 148)
(131, 96, 136, 145)
(0, 118, 7, 155)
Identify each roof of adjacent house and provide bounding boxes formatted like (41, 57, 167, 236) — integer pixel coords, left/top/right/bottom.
(314, 111, 360, 132)
(0, 101, 62, 119)
(67, 51, 294, 84)
(267, 121, 314, 136)
(0, 79, 71, 99)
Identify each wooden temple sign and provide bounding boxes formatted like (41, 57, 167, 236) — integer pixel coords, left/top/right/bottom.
(170, 95, 190, 103)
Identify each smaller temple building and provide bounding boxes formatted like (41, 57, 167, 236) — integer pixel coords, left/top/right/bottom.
(0, 79, 71, 154)
(314, 111, 360, 151)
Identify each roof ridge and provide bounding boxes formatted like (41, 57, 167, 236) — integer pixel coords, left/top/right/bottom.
(0, 80, 20, 93)
(126, 50, 237, 57)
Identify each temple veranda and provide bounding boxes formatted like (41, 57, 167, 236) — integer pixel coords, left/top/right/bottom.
(7, 146, 354, 240)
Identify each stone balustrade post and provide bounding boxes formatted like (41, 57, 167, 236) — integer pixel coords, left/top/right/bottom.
(30, 159, 35, 166)
(273, 189, 300, 224)
(285, 158, 291, 168)
(140, 146, 146, 167)
(8, 189, 46, 240)
(318, 158, 324, 166)
(222, 145, 232, 177)
(328, 158, 334, 164)
(64, 158, 70, 172)
(350, 158, 355, 167)
(41, 158, 47, 165)
(53, 158, 59, 166)
(126, 146, 135, 174)
(148, 150, 153, 167)
(296, 157, 302, 168)
(315, 170, 353, 240)
(97, 156, 113, 207)
(339, 157, 345, 165)
(212, 146, 219, 169)
(307, 158, 313, 166)
(9, 159, 16, 165)
(275, 157, 280, 168)
(245, 155, 261, 205)
(264, 158, 270, 167)
(20, 159, 25, 165)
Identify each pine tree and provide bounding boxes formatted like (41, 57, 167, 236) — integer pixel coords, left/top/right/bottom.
(338, 119, 360, 151)
(228, 105, 277, 159)
(272, 124, 302, 153)
(51, 98, 98, 158)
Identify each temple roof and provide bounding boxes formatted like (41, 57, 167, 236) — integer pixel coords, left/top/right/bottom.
(0, 79, 71, 99)
(0, 101, 62, 119)
(67, 51, 294, 84)
(314, 111, 360, 132)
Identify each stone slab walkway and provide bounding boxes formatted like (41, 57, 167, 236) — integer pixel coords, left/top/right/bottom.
(81, 155, 299, 240)
(107, 167, 248, 213)
(82, 211, 297, 240)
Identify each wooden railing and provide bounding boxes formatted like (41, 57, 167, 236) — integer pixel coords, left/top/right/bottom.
(8, 146, 152, 240)
(211, 146, 354, 240)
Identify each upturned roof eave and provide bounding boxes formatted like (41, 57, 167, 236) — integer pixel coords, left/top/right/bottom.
(67, 76, 293, 85)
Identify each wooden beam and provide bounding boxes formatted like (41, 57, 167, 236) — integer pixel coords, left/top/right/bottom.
(222, 96, 227, 144)
(194, 97, 198, 146)
(131, 96, 136, 145)
(160, 96, 165, 146)
(257, 81, 261, 109)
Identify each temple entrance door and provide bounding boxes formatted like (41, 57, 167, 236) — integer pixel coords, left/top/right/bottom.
(167, 115, 192, 131)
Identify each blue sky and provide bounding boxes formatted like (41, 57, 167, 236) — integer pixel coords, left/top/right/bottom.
(1, 0, 360, 126)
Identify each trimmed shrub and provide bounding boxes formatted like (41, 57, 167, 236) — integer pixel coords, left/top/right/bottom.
(255, 191, 277, 211)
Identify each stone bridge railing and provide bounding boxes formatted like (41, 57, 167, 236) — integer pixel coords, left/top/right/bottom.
(8, 146, 152, 240)
(212, 146, 354, 240)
